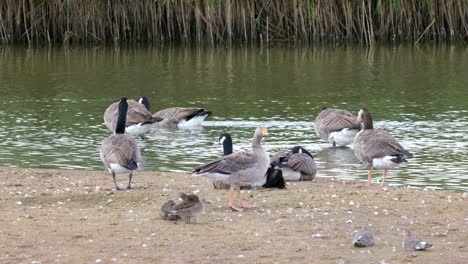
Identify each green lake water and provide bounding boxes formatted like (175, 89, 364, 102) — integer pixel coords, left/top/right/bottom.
(0, 46, 467, 191)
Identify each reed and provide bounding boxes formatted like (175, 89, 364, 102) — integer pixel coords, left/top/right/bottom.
(0, 0, 466, 46)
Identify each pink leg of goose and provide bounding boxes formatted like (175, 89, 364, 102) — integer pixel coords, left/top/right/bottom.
(237, 188, 255, 209)
(367, 168, 373, 186)
(381, 169, 388, 187)
(228, 188, 244, 212)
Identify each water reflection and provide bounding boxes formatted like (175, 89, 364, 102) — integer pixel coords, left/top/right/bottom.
(0, 46, 467, 192)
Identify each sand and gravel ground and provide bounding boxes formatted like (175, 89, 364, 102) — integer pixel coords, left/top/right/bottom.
(1, 168, 467, 263)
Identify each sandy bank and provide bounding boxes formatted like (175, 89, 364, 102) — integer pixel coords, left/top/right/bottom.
(0, 168, 467, 263)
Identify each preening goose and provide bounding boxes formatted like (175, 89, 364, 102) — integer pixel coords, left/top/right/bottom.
(138, 96, 211, 128)
(271, 146, 317, 181)
(213, 132, 285, 189)
(403, 230, 432, 251)
(104, 98, 162, 139)
(161, 192, 204, 223)
(314, 107, 360, 147)
(100, 97, 143, 190)
(193, 127, 270, 211)
(353, 229, 374, 247)
(353, 108, 413, 186)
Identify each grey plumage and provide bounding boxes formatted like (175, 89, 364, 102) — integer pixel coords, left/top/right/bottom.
(314, 107, 359, 147)
(403, 230, 432, 251)
(193, 128, 270, 188)
(167, 193, 204, 223)
(353, 229, 374, 247)
(100, 97, 143, 190)
(160, 200, 179, 220)
(213, 132, 285, 190)
(193, 127, 270, 211)
(353, 108, 412, 186)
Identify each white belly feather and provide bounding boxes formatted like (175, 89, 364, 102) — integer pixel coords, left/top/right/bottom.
(281, 168, 302, 181)
(372, 156, 400, 169)
(328, 128, 358, 147)
(178, 115, 209, 127)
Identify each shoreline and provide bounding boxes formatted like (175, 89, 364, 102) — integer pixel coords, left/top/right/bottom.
(1, 168, 467, 263)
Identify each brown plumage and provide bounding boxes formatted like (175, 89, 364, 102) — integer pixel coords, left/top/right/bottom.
(167, 193, 204, 223)
(104, 99, 162, 139)
(354, 108, 412, 186)
(100, 98, 143, 190)
(314, 107, 359, 147)
(271, 146, 317, 181)
(160, 200, 179, 220)
(136, 96, 211, 128)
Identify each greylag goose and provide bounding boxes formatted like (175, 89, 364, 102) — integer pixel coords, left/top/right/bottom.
(354, 108, 413, 186)
(314, 107, 360, 147)
(138, 96, 211, 128)
(353, 229, 374, 247)
(104, 98, 162, 139)
(213, 132, 285, 189)
(164, 193, 204, 224)
(403, 230, 432, 251)
(193, 127, 270, 211)
(100, 97, 143, 190)
(271, 146, 317, 181)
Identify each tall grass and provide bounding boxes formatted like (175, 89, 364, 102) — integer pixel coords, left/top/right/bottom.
(0, 0, 466, 46)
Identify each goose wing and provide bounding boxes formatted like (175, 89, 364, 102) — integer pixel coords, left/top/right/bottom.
(315, 109, 357, 139)
(100, 135, 142, 167)
(355, 130, 407, 160)
(154, 107, 211, 121)
(287, 153, 317, 176)
(194, 151, 258, 175)
(104, 100, 158, 131)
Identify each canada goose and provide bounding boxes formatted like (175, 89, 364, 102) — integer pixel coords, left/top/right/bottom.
(353, 229, 374, 247)
(314, 107, 360, 147)
(137, 96, 211, 128)
(403, 230, 432, 251)
(213, 132, 286, 189)
(104, 98, 162, 139)
(353, 108, 413, 186)
(271, 146, 317, 181)
(164, 192, 204, 223)
(100, 97, 142, 190)
(193, 127, 270, 211)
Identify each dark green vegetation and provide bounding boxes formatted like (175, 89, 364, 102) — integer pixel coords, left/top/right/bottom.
(0, 0, 467, 45)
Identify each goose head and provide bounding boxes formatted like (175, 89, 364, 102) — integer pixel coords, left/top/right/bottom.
(218, 133, 233, 156)
(356, 108, 373, 130)
(137, 96, 151, 111)
(255, 127, 269, 137)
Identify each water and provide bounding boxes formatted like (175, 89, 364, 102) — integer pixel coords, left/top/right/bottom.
(0, 46, 467, 192)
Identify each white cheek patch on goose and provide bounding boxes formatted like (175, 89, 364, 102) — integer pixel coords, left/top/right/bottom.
(219, 136, 226, 144)
(372, 156, 401, 169)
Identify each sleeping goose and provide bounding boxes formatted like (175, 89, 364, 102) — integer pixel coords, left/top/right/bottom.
(100, 97, 143, 190)
(314, 107, 360, 147)
(353, 108, 413, 186)
(138, 96, 212, 128)
(193, 127, 270, 211)
(213, 132, 285, 189)
(104, 98, 162, 139)
(271, 146, 317, 181)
